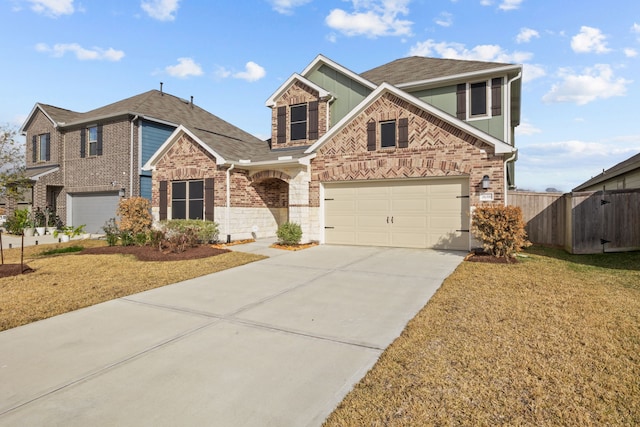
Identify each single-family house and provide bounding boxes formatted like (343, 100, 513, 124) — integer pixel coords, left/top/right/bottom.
(572, 152, 640, 192)
(20, 89, 264, 233)
(143, 54, 522, 250)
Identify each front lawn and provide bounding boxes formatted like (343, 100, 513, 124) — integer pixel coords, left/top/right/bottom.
(0, 240, 266, 332)
(324, 246, 640, 426)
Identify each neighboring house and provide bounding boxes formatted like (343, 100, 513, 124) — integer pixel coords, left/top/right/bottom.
(144, 54, 522, 250)
(20, 89, 264, 233)
(572, 152, 640, 192)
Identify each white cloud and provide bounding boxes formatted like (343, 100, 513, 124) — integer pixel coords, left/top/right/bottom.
(480, 0, 522, 10)
(632, 23, 640, 34)
(26, 0, 74, 17)
(214, 66, 232, 79)
(624, 48, 637, 58)
(523, 63, 546, 82)
(268, 0, 311, 15)
(408, 39, 532, 63)
(35, 43, 125, 61)
(141, 0, 180, 21)
(498, 0, 522, 11)
(515, 120, 542, 136)
(571, 26, 610, 54)
(542, 64, 631, 105)
(325, 0, 413, 38)
(165, 57, 203, 78)
(434, 11, 453, 27)
(233, 61, 266, 82)
(516, 27, 539, 44)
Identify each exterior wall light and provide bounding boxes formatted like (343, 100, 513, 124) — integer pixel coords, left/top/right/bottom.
(118, 188, 125, 197)
(482, 175, 490, 190)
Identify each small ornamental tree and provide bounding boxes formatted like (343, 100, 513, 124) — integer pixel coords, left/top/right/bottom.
(116, 197, 152, 235)
(471, 205, 531, 259)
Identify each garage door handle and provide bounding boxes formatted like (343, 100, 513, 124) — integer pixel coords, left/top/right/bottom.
(386, 216, 394, 224)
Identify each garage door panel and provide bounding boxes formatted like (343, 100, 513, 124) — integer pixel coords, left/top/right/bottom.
(324, 178, 469, 250)
(71, 192, 120, 234)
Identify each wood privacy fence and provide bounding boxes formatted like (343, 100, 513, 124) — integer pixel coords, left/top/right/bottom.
(508, 189, 640, 254)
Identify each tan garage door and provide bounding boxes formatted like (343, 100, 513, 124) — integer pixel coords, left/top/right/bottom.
(324, 178, 469, 250)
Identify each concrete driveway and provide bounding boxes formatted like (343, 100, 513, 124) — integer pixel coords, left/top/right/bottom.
(0, 241, 464, 426)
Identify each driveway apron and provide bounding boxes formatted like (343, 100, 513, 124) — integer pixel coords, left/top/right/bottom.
(0, 242, 464, 426)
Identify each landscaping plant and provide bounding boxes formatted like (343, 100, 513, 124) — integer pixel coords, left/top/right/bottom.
(471, 204, 530, 259)
(276, 222, 303, 245)
(4, 208, 29, 235)
(116, 197, 152, 235)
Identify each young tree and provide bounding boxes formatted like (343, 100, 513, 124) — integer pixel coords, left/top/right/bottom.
(0, 124, 26, 201)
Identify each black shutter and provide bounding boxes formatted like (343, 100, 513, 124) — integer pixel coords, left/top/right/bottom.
(80, 129, 86, 158)
(45, 133, 51, 161)
(308, 101, 319, 140)
(32, 135, 37, 163)
(456, 83, 466, 120)
(398, 118, 409, 148)
(491, 78, 502, 116)
(204, 178, 214, 221)
(96, 125, 103, 156)
(159, 181, 167, 220)
(277, 106, 286, 144)
(367, 121, 376, 151)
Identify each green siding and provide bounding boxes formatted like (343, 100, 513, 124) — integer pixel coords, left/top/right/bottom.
(307, 65, 371, 126)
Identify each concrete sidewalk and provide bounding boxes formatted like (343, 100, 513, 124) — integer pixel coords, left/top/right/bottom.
(0, 242, 465, 426)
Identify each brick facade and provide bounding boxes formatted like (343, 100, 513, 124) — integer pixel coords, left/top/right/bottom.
(270, 80, 329, 149)
(309, 93, 504, 207)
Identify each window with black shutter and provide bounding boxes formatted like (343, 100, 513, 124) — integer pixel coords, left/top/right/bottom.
(398, 118, 408, 148)
(290, 104, 307, 141)
(470, 82, 487, 117)
(88, 126, 98, 156)
(171, 180, 204, 220)
(80, 128, 86, 158)
(491, 78, 502, 116)
(277, 106, 286, 144)
(380, 120, 396, 148)
(308, 101, 319, 140)
(159, 181, 168, 220)
(367, 121, 376, 151)
(456, 84, 466, 120)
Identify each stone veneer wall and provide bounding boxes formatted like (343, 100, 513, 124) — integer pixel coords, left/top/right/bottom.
(309, 93, 505, 208)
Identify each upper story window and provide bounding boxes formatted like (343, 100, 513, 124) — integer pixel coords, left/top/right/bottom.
(38, 134, 49, 161)
(88, 126, 98, 156)
(32, 133, 50, 163)
(290, 104, 307, 141)
(469, 82, 488, 117)
(380, 120, 396, 148)
(80, 124, 102, 158)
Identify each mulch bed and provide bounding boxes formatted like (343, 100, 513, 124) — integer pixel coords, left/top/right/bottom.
(270, 242, 318, 251)
(80, 244, 230, 262)
(0, 264, 34, 278)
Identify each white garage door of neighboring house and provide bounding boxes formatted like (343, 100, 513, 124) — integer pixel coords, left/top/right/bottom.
(69, 192, 120, 234)
(324, 178, 470, 250)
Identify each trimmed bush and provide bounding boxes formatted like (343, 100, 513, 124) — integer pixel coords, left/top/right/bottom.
(116, 197, 152, 235)
(159, 219, 219, 244)
(471, 205, 531, 259)
(276, 222, 303, 245)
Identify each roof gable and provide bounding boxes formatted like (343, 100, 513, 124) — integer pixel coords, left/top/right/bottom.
(305, 82, 515, 155)
(265, 74, 330, 107)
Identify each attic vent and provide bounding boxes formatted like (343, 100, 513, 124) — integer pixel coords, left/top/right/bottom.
(278, 156, 293, 161)
(239, 159, 251, 164)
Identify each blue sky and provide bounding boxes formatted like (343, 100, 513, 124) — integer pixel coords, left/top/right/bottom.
(1, 0, 639, 192)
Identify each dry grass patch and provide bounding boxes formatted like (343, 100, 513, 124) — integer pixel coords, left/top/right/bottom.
(324, 247, 640, 426)
(0, 240, 266, 331)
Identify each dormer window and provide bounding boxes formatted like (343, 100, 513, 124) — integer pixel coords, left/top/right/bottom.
(469, 82, 488, 117)
(290, 104, 307, 141)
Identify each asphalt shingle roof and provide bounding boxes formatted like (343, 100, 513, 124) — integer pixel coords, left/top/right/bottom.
(360, 56, 514, 86)
(573, 152, 640, 191)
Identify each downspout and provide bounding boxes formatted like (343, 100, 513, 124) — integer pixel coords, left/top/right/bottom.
(504, 71, 522, 205)
(130, 115, 138, 197)
(504, 150, 517, 206)
(226, 163, 235, 243)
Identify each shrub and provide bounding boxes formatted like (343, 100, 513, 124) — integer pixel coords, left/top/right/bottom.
(120, 231, 134, 247)
(471, 205, 531, 259)
(102, 218, 119, 246)
(276, 222, 303, 245)
(159, 219, 219, 244)
(116, 197, 152, 235)
(5, 208, 29, 234)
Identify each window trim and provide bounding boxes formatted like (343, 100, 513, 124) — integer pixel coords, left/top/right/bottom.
(380, 120, 397, 148)
(171, 180, 204, 220)
(290, 103, 307, 141)
(38, 134, 48, 162)
(87, 126, 98, 156)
